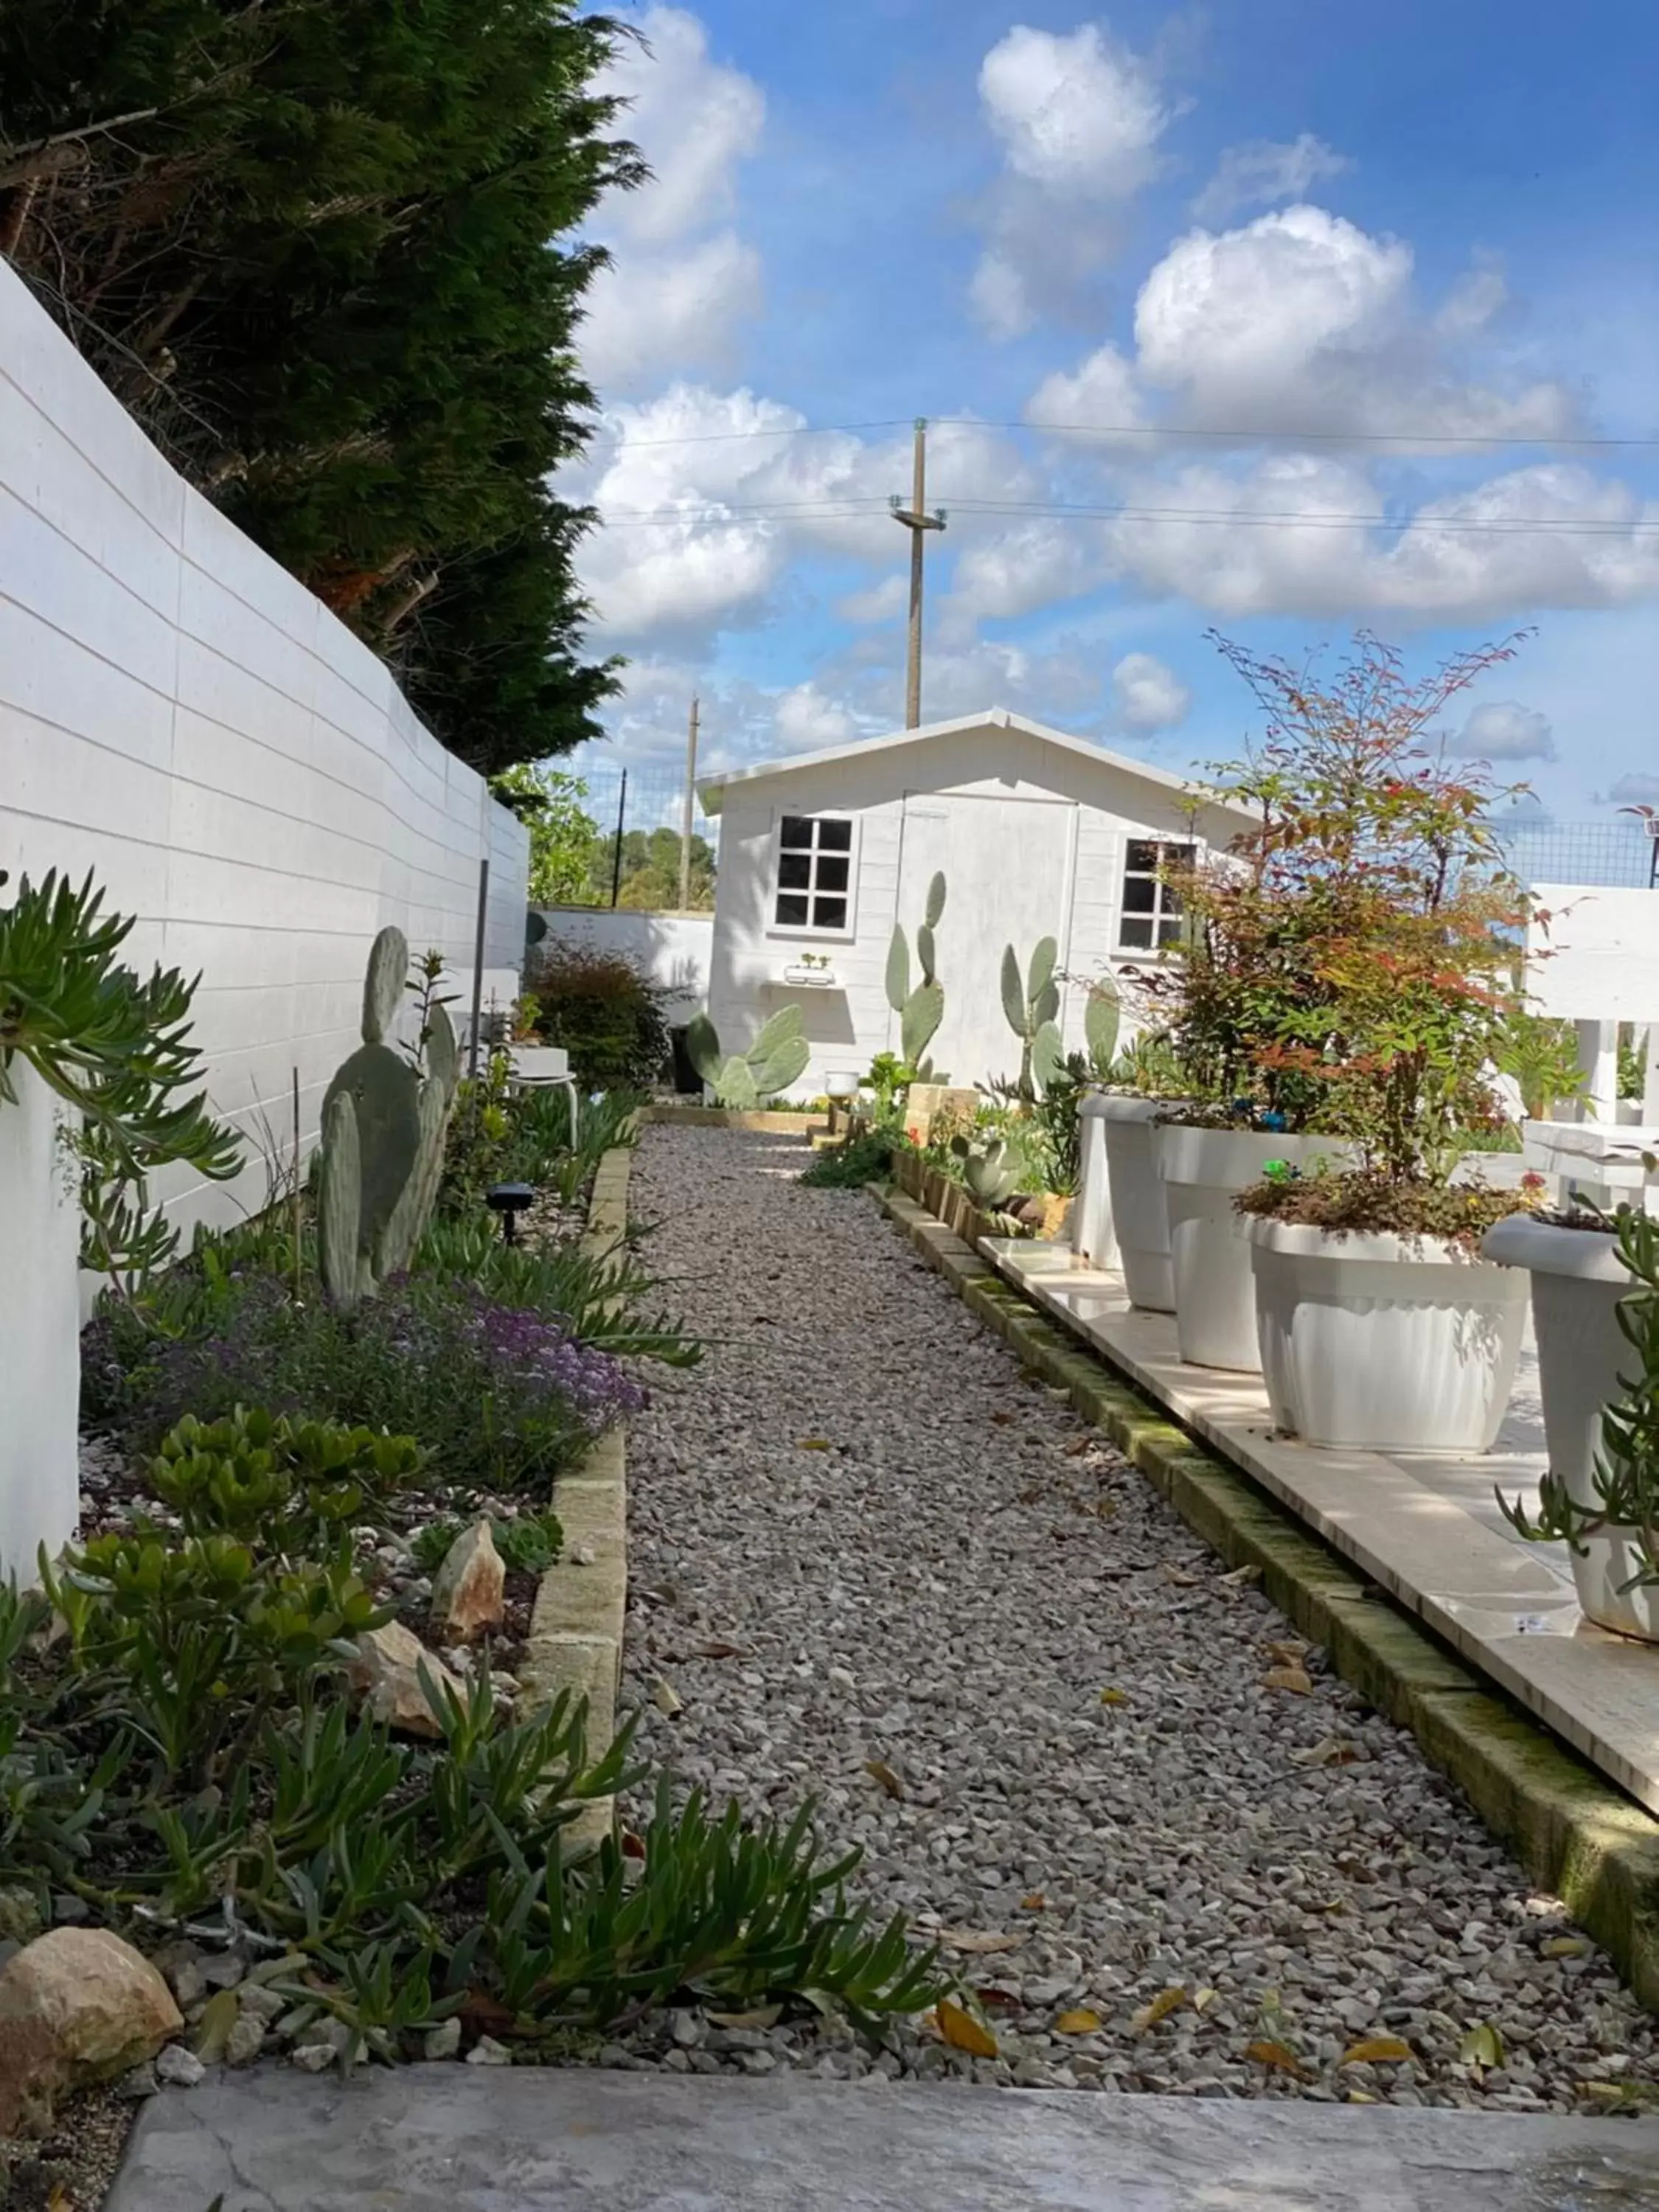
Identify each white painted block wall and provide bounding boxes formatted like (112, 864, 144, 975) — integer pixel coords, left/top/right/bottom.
(532, 906, 714, 1023)
(0, 264, 529, 1579)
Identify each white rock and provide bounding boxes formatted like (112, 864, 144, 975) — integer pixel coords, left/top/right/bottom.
(348, 1621, 466, 1737)
(423, 2018, 463, 2060)
(465, 2034, 513, 2066)
(291, 2043, 337, 2073)
(156, 2042, 206, 2088)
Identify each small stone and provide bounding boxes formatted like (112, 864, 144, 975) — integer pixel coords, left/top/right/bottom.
(423, 2019, 463, 2060)
(50, 1895, 90, 1925)
(571, 1543, 597, 1568)
(0, 1887, 44, 1944)
(116, 2062, 159, 2101)
(156, 2043, 206, 2088)
(348, 1621, 467, 1737)
(159, 1950, 208, 2008)
(669, 2010, 704, 2049)
(291, 2043, 337, 2073)
(237, 1983, 286, 2025)
(225, 2015, 266, 2067)
(465, 2034, 513, 2067)
(431, 1521, 506, 1643)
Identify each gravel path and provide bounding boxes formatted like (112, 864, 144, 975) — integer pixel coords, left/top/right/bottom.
(618, 1125, 1659, 2110)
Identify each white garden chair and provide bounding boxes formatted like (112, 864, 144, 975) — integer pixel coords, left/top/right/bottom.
(507, 1043, 580, 1150)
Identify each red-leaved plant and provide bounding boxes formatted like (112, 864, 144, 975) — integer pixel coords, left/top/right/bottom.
(1149, 630, 1541, 1226)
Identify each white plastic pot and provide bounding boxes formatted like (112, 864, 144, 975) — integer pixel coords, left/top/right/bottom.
(1481, 1213, 1658, 1640)
(1248, 1217, 1528, 1450)
(1155, 1126, 1341, 1371)
(1074, 1091, 1116, 1270)
(1093, 1096, 1180, 1310)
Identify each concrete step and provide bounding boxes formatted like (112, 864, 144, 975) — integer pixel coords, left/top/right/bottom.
(106, 2065, 1659, 2211)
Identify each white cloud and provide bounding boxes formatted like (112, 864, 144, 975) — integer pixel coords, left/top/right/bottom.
(836, 574, 908, 624)
(1100, 455, 1659, 620)
(1133, 204, 1577, 445)
(582, 232, 762, 389)
(1111, 651, 1191, 731)
(971, 21, 1172, 338)
(1447, 700, 1557, 761)
(585, 8, 765, 392)
(773, 683, 856, 751)
(1025, 343, 1146, 437)
(979, 24, 1169, 195)
(598, 7, 764, 246)
(947, 520, 1107, 630)
(1192, 133, 1349, 223)
(1607, 775, 1659, 805)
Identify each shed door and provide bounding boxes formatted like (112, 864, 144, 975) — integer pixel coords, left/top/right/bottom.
(894, 793, 1074, 1090)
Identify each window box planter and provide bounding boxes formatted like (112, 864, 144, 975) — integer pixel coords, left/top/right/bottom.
(1481, 1213, 1657, 1640)
(1155, 1127, 1345, 1371)
(777, 963, 841, 989)
(1247, 1218, 1528, 1452)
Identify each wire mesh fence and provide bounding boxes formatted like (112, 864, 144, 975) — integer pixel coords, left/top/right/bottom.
(545, 756, 715, 911)
(1488, 820, 1658, 890)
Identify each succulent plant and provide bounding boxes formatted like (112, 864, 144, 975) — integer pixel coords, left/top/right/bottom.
(1001, 936, 1064, 1099)
(886, 872, 947, 1075)
(1083, 975, 1121, 1075)
(316, 928, 460, 1310)
(950, 1132, 1021, 1207)
(685, 1004, 811, 1108)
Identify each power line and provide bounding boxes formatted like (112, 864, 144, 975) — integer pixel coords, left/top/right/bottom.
(596, 496, 1659, 538)
(596, 412, 1659, 452)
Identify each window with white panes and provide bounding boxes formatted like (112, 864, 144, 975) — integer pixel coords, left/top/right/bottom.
(1117, 838, 1194, 950)
(773, 814, 855, 933)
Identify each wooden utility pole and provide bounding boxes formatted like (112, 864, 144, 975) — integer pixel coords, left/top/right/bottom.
(889, 417, 947, 728)
(679, 695, 700, 911)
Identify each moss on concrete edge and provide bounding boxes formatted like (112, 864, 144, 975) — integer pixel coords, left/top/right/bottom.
(873, 1181, 1659, 2012)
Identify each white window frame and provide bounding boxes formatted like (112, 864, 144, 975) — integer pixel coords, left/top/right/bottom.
(1116, 835, 1195, 955)
(767, 810, 860, 940)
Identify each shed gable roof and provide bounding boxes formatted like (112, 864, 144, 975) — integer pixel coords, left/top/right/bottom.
(696, 705, 1253, 824)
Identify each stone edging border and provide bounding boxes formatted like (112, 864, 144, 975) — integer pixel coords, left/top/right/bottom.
(642, 1105, 826, 1133)
(872, 1179, 1659, 2014)
(518, 1144, 634, 1851)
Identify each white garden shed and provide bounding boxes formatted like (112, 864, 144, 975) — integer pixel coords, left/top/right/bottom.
(696, 706, 1253, 1099)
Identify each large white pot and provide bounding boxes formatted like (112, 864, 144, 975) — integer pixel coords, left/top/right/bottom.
(1248, 1217, 1529, 1451)
(1093, 1096, 1179, 1311)
(1155, 1126, 1340, 1371)
(1481, 1212, 1658, 1640)
(1074, 1091, 1117, 1271)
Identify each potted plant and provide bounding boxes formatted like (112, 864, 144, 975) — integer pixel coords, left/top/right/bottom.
(1080, 1029, 1189, 1309)
(1199, 630, 1542, 1443)
(1498, 1201, 1659, 1641)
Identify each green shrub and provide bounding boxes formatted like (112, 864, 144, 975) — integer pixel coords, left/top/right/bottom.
(799, 1131, 902, 1189)
(526, 943, 671, 1090)
(411, 1506, 563, 1575)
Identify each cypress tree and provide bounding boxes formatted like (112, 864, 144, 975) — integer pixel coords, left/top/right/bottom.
(0, 0, 639, 773)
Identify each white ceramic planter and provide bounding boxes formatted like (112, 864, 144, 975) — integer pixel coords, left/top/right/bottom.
(1247, 1217, 1528, 1451)
(1074, 1091, 1117, 1270)
(1155, 1126, 1340, 1371)
(1481, 1213, 1658, 1640)
(1095, 1096, 1179, 1311)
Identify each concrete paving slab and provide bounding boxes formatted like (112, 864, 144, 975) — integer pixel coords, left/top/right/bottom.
(105, 2067, 1659, 2212)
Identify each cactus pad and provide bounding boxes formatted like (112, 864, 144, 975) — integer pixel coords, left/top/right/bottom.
(321, 1042, 421, 1258)
(361, 926, 408, 1046)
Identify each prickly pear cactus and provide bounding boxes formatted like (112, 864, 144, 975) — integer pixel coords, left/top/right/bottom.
(316, 1089, 366, 1310)
(685, 1005, 809, 1106)
(887, 872, 947, 1072)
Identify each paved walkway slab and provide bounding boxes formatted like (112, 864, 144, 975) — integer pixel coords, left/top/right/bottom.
(105, 2067, 1659, 2211)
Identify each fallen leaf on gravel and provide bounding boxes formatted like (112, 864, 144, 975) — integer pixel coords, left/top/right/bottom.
(46, 2190, 71, 2212)
(1161, 1563, 1201, 1587)
(934, 1999, 998, 2056)
(990, 1411, 1014, 1426)
(1346, 2090, 1379, 2105)
(1192, 1987, 1217, 2013)
(976, 1986, 1023, 2013)
(695, 1641, 748, 1659)
(706, 2005, 782, 2029)
(1220, 1564, 1262, 1587)
(1020, 1892, 1047, 1911)
(1290, 1733, 1358, 1767)
(1056, 2008, 1102, 2034)
(194, 1986, 240, 2061)
(1263, 1665, 1313, 1694)
(653, 1678, 684, 1715)
(1245, 2039, 1310, 2077)
(864, 1757, 905, 1799)
(1063, 1436, 1093, 1456)
(938, 1928, 1023, 1954)
(1340, 2036, 1415, 2067)
(1131, 1986, 1186, 2034)
(1265, 1639, 1307, 1666)
(1540, 1935, 1591, 1958)
(1459, 2022, 1505, 2072)
(796, 1437, 832, 1450)
(1099, 1686, 1130, 1707)
(621, 1831, 647, 1859)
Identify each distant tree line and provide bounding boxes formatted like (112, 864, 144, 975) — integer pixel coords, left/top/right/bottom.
(0, 0, 640, 776)
(495, 762, 715, 909)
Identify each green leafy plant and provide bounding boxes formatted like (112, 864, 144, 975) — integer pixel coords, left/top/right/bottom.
(411, 1508, 564, 1576)
(1001, 937, 1063, 1099)
(799, 1130, 908, 1189)
(1495, 1009, 1587, 1122)
(950, 1133, 1020, 1207)
(886, 872, 948, 1074)
(685, 1006, 810, 1109)
(0, 869, 242, 1294)
(146, 1408, 425, 1551)
(317, 927, 461, 1312)
(1501, 1204, 1659, 1579)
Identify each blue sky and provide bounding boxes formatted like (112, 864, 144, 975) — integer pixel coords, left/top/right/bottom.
(563, 1, 1659, 821)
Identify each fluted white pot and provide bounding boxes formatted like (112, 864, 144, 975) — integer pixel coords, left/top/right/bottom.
(1247, 1217, 1528, 1450)
(1091, 1096, 1180, 1310)
(1481, 1213, 1658, 1640)
(1155, 1127, 1340, 1371)
(1074, 1091, 1117, 1270)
